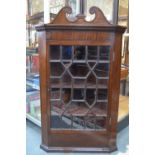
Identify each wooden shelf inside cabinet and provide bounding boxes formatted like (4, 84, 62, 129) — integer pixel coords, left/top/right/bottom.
(36, 6, 126, 153)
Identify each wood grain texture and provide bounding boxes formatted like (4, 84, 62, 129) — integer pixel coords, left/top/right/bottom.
(37, 32, 49, 146)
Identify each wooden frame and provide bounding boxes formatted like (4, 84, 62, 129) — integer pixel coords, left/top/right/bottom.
(36, 6, 125, 153)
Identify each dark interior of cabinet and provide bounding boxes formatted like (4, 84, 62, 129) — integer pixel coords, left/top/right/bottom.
(49, 45, 111, 130)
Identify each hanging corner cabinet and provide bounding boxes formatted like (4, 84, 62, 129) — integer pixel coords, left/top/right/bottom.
(36, 6, 126, 153)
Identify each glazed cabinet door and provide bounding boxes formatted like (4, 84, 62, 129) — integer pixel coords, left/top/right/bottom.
(46, 43, 114, 151)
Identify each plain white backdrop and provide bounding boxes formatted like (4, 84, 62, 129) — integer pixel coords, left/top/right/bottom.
(0, 0, 26, 155)
(0, 0, 155, 155)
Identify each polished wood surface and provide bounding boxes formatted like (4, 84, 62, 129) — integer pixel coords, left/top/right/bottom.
(36, 6, 126, 153)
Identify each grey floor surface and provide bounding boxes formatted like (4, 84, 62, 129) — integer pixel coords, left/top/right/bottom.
(26, 121, 129, 155)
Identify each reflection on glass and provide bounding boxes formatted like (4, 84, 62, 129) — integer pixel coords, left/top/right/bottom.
(100, 46, 110, 60)
(74, 46, 86, 60)
(50, 46, 60, 60)
(88, 46, 97, 60)
(94, 63, 110, 77)
(62, 46, 72, 59)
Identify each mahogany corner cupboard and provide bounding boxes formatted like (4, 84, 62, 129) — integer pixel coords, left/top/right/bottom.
(36, 6, 126, 153)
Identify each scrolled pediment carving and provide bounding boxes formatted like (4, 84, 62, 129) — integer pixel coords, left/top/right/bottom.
(51, 6, 112, 26)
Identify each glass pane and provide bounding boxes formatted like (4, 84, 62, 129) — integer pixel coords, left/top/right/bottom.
(74, 46, 86, 60)
(70, 63, 89, 78)
(99, 46, 110, 60)
(62, 46, 72, 60)
(50, 46, 60, 60)
(94, 63, 109, 78)
(50, 45, 110, 130)
(50, 62, 65, 78)
(88, 46, 97, 60)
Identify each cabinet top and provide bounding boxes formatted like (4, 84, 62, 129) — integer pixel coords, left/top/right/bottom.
(36, 6, 126, 33)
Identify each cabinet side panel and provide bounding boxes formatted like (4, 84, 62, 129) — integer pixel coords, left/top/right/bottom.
(108, 33, 124, 146)
(38, 32, 49, 146)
